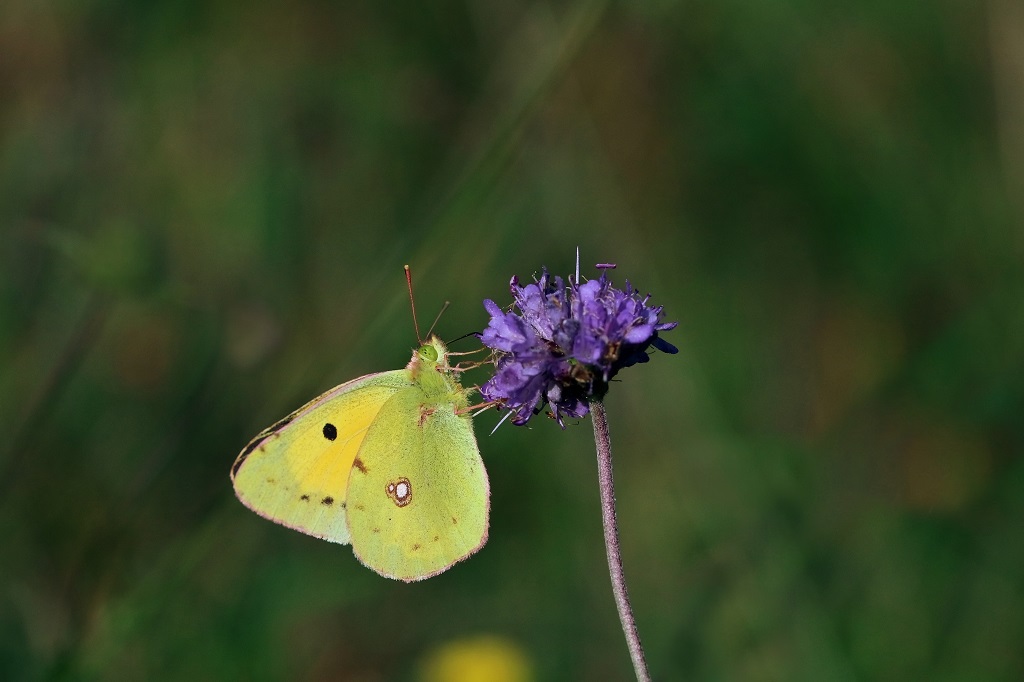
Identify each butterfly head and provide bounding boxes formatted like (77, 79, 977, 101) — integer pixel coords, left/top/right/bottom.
(417, 340, 439, 364)
(409, 335, 453, 377)
(409, 336, 469, 406)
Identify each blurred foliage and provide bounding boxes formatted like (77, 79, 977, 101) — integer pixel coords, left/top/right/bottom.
(2, 0, 1022, 680)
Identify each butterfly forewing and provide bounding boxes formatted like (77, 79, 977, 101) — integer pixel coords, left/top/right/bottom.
(231, 371, 410, 544)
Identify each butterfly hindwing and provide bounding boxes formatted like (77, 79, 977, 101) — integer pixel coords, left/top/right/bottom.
(346, 384, 489, 581)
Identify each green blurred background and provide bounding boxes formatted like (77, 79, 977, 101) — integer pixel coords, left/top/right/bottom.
(2, 0, 1022, 679)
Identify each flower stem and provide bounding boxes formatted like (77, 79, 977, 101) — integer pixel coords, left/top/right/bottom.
(590, 399, 651, 682)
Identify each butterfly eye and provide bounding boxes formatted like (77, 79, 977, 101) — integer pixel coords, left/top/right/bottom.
(418, 345, 438, 362)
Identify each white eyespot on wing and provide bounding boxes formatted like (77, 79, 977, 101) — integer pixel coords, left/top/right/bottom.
(385, 477, 412, 507)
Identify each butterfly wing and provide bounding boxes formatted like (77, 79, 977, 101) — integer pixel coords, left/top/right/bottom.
(346, 387, 489, 581)
(231, 370, 411, 544)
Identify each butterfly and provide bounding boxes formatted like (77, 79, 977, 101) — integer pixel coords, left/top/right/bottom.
(230, 335, 489, 582)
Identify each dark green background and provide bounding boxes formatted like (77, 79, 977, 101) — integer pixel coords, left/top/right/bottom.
(2, 0, 1022, 679)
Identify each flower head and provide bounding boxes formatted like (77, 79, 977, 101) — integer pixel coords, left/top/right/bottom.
(480, 265, 677, 426)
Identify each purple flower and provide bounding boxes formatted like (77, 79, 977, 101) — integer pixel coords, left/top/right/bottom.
(480, 265, 678, 426)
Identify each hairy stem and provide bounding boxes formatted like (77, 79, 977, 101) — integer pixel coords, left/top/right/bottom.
(590, 399, 651, 682)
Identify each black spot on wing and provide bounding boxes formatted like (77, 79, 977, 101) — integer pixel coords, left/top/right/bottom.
(322, 496, 334, 506)
(300, 494, 310, 501)
(323, 423, 337, 440)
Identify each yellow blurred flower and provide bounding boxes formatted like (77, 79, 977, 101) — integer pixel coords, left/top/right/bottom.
(418, 635, 533, 682)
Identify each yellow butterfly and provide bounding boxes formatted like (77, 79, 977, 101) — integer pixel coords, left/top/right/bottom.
(231, 335, 488, 582)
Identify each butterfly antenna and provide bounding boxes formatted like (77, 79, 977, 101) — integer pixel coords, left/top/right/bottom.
(425, 301, 450, 341)
(404, 264, 422, 343)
